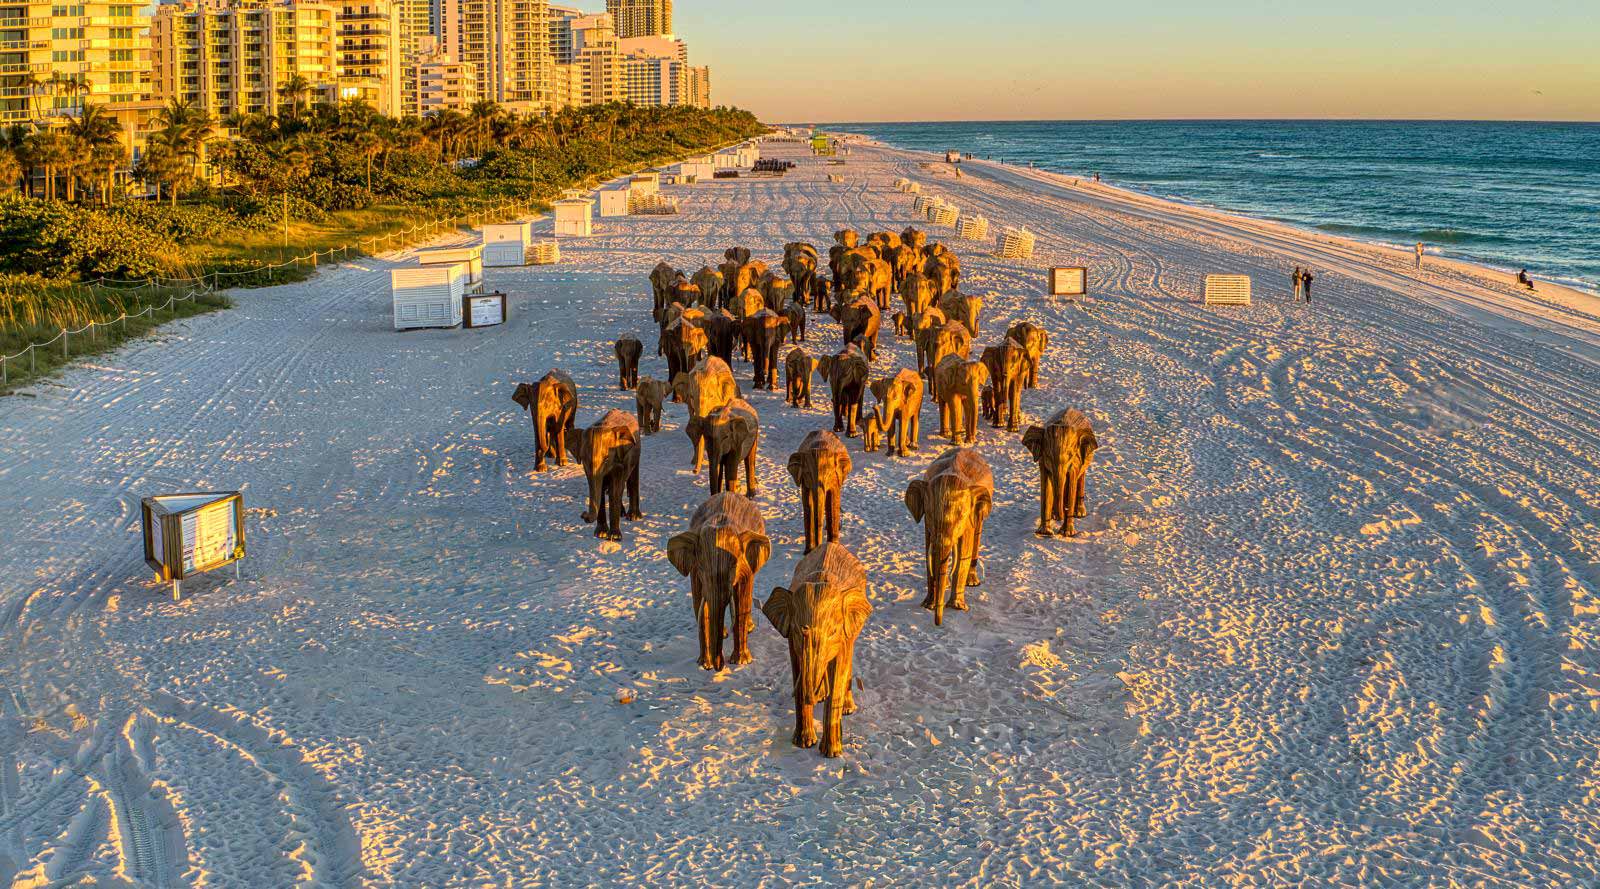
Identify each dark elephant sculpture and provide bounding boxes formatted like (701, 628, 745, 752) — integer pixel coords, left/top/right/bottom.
(905, 447, 993, 626)
(1022, 408, 1098, 537)
(669, 491, 771, 670)
(573, 409, 642, 540)
(614, 335, 642, 390)
(763, 542, 871, 757)
(512, 370, 578, 472)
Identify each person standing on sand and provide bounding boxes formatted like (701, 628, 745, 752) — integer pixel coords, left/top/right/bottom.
(1302, 268, 1316, 303)
(1415, 242, 1426, 270)
(1292, 266, 1304, 301)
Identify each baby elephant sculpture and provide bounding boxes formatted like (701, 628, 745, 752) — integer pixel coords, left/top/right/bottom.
(573, 409, 642, 540)
(785, 347, 819, 409)
(869, 368, 924, 457)
(1022, 408, 1099, 537)
(669, 492, 771, 671)
(861, 413, 883, 453)
(614, 336, 643, 390)
(635, 376, 667, 434)
(787, 429, 852, 552)
(512, 370, 578, 472)
(980, 337, 1027, 432)
(692, 398, 761, 496)
(905, 448, 994, 626)
(763, 542, 872, 757)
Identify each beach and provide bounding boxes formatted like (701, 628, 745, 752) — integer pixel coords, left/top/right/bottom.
(2, 137, 1598, 885)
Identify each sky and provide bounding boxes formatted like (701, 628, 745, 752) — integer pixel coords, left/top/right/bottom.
(673, 0, 1600, 122)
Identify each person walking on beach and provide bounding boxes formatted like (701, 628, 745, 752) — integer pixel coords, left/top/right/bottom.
(1292, 266, 1304, 301)
(1415, 242, 1426, 270)
(1302, 268, 1316, 303)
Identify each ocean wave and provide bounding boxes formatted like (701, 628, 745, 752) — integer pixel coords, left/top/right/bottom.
(1256, 153, 1301, 159)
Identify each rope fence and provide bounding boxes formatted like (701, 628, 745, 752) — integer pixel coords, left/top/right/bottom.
(2, 198, 531, 387)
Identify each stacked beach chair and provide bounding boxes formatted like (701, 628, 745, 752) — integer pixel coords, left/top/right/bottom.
(996, 227, 1037, 260)
(912, 194, 931, 214)
(906, 182, 922, 195)
(828, 174, 846, 183)
(893, 177, 911, 191)
(927, 199, 960, 227)
(1203, 275, 1252, 305)
(529, 241, 562, 265)
(956, 214, 990, 241)
(629, 193, 681, 215)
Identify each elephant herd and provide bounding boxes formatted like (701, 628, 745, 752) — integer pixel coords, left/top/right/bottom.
(509, 230, 1099, 758)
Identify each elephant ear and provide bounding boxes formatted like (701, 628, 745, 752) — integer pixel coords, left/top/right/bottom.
(670, 372, 690, 399)
(905, 478, 929, 523)
(666, 532, 698, 577)
(974, 488, 994, 522)
(815, 355, 834, 381)
(762, 586, 794, 636)
(569, 426, 591, 462)
(786, 452, 806, 486)
(1078, 428, 1099, 466)
(685, 415, 704, 442)
(843, 586, 872, 639)
(1022, 425, 1046, 462)
(511, 383, 533, 410)
(745, 535, 771, 575)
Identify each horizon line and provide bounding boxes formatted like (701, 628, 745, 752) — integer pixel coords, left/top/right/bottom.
(784, 117, 1600, 126)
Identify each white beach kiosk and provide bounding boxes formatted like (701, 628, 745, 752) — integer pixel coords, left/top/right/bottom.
(597, 184, 631, 218)
(554, 196, 595, 236)
(680, 155, 715, 182)
(391, 262, 469, 329)
(417, 244, 484, 288)
(481, 219, 538, 267)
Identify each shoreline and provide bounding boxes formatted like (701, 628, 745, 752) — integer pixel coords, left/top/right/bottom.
(834, 132, 1600, 301)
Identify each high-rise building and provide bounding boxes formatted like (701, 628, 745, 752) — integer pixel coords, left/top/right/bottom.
(618, 34, 700, 107)
(335, 0, 404, 116)
(686, 63, 709, 109)
(416, 50, 476, 114)
(0, 0, 152, 127)
(151, 0, 338, 120)
(604, 0, 668, 39)
(547, 6, 620, 109)
(450, 0, 550, 113)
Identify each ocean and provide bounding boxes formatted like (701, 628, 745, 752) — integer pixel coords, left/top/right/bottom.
(826, 120, 1600, 293)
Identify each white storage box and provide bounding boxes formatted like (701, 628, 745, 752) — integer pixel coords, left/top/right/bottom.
(598, 188, 631, 218)
(554, 198, 595, 237)
(629, 172, 660, 196)
(392, 263, 467, 330)
(417, 244, 483, 286)
(481, 220, 536, 267)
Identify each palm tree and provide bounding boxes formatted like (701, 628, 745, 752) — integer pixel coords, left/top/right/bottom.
(350, 129, 383, 191)
(152, 97, 213, 187)
(0, 148, 20, 195)
(270, 135, 314, 245)
(64, 102, 123, 204)
(21, 129, 71, 200)
(134, 142, 188, 204)
(277, 74, 312, 121)
(467, 99, 499, 156)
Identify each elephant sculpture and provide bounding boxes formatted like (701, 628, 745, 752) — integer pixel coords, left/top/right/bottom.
(690, 397, 761, 496)
(1006, 321, 1048, 389)
(891, 311, 909, 338)
(512, 370, 578, 472)
(573, 409, 642, 540)
(939, 289, 983, 338)
(783, 243, 819, 304)
(811, 274, 832, 312)
(704, 308, 741, 364)
(828, 229, 861, 293)
(635, 375, 667, 434)
(834, 295, 881, 361)
(671, 280, 702, 313)
(980, 337, 1027, 432)
(692, 265, 725, 309)
(1023, 408, 1099, 537)
(912, 306, 949, 373)
(861, 413, 883, 453)
(672, 356, 741, 472)
(866, 231, 902, 254)
(817, 345, 870, 437)
(762, 542, 872, 757)
(925, 252, 960, 296)
(785, 347, 819, 409)
(762, 274, 796, 312)
(614, 335, 642, 390)
(663, 317, 709, 395)
(900, 272, 937, 320)
(782, 300, 806, 343)
(923, 319, 973, 389)
(901, 227, 927, 259)
(743, 309, 789, 391)
(668, 491, 771, 671)
(725, 246, 752, 266)
(905, 448, 993, 627)
(934, 354, 989, 446)
(885, 244, 920, 288)
(650, 261, 678, 321)
(869, 368, 924, 457)
(786, 429, 852, 552)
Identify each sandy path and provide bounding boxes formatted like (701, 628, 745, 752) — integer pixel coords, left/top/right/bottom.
(0, 140, 1597, 885)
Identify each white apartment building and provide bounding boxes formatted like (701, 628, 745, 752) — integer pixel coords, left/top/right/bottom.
(0, 0, 151, 126)
(618, 33, 703, 108)
(548, 5, 620, 109)
(151, 0, 338, 120)
(446, 0, 551, 113)
(416, 51, 475, 114)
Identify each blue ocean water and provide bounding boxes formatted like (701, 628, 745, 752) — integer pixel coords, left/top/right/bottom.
(826, 120, 1600, 293)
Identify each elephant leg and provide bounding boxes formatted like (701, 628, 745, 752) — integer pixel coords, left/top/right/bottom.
(744, 445, 758, 495)
(948, 534, 971, 613)
(626, 462, 642, 520)
(839, 643, 857, 715)
(821, 660, 844, 758)
(709, 592, 727, 672)
(692, 433, 706, 474)
(791, 648, 816, 748)
(1064, 470, 1084, 536)
(967, 517, 987, 587)
(731, 577, 753, 665)
(581, 468, 600, 523)
(1037, 474, 1057, 537)
(909, 411, 920, 452)
(800, 492, 816, 552)
(826, 488, 841, 543)
(697, 593, 716, 671)
(1075, 471, 1089, 519)
(606, 471, 624, 540)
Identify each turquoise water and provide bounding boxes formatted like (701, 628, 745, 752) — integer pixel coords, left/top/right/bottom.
(826, 121, 1600, 292)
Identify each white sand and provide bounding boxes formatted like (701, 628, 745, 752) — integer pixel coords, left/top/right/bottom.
(2, 139, 1598, 885)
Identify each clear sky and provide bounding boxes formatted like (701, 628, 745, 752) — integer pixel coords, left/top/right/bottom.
(674, 0, 1600, 122)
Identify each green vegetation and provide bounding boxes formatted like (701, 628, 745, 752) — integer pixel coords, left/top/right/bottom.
(0, 99, 766, 389)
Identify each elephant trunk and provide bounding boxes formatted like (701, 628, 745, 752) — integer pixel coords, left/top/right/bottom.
(928, 532, 953, 627)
